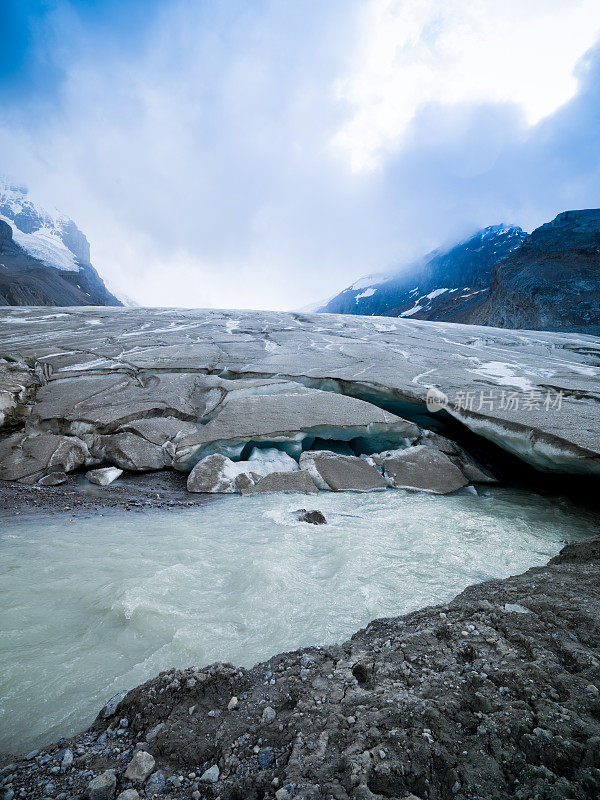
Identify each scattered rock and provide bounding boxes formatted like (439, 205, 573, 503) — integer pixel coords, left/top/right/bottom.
(100, 690, 128, 719)
(85, 467, 123, 486)
(262, 706, 276, 723)
(227, 696, 238, 710)
(59, 748, 73, 772)
(116, 791, 140, 800)
(144, 770, 165, 797)
(145, 723, 164, 742)
(275, 786, 294, 800)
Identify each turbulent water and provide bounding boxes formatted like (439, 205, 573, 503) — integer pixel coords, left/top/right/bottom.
(0, 488, 595, 754)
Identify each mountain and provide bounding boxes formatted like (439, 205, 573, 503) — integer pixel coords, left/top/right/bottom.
(0, 182, 122, 306)
(318, 225, 527, 320)
(467, 210, 600, 334)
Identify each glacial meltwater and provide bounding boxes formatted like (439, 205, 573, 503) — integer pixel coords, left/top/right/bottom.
(0, 488, 596, 754)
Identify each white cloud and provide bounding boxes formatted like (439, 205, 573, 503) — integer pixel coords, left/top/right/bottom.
(333, 0, 600, 170)
(0, 0, 599, 310)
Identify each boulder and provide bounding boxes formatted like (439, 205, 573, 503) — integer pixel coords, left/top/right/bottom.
(420, 431, 497, 484)
(92, 433, 166, 472)
(187, 454, 260, 493)
(86, 466, 123, 486)
(242, 470, 319, 494)
(0, 432, 89, 483)
(145, 723, 165, 742)
(124, 751, 155, 783)
(144, 770, 165, 797)
(299, 451, 387, 492)
(100, 690, 128, 719)
(199, 765, 220, 783)
(377, 445, 469, 494)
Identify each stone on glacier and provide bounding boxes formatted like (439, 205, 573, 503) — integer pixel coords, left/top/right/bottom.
(377, 445, 469, 494)
(242, 470, 319, 494)
(419, 430, 497, 484)
(299, 451, 388, 492)
(37, 471, 68, 486)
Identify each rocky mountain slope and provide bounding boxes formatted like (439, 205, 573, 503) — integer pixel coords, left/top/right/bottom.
(318, 225, 527, 319)
(0, 182, 121, 306)
(468, 210, 600, 334)
(319, 210, 600, 333)
(5, 534, 600, 800)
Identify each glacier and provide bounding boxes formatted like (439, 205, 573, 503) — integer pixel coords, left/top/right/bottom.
(0, 307, 598, 484)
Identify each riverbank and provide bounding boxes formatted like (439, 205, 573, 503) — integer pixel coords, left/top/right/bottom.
(3, 534, 600, 800)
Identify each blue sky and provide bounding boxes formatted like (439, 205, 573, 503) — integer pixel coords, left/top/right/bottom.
(1, 0, 600, 309)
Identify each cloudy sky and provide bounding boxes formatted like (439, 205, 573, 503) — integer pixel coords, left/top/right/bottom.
(1, 0, 600, 309)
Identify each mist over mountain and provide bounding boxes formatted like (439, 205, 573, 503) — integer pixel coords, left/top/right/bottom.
(319, 225, 526, 319)
(318, 209, 600, 333)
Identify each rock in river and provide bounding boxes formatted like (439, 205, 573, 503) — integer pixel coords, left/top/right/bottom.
(293, 508, 327, 524)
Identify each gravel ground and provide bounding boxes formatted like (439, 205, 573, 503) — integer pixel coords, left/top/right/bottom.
(3, 537, 600, 800)
(0, 472, 215, 518)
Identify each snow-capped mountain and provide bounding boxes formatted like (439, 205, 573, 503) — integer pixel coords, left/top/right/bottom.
(0, 182, 122, 306)
(318, 225, 527, 321)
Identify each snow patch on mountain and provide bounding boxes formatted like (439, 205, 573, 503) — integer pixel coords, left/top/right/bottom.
(0, 181, 82, 272)
(3, 218, 80, 272)
(355, 287, 376, 302)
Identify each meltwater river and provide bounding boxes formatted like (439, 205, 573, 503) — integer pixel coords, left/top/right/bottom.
(0, 487, 596, 753)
